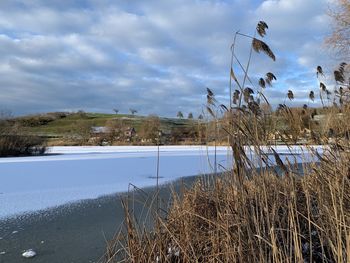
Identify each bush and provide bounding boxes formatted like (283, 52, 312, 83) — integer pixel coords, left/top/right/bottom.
(0, 118, 46, 157)
(139, 115, 161, 144)
(0, 134, 46, 157)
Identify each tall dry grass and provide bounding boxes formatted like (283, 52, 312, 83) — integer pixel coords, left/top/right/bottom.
(103, 22, 350, 262)
(105, 146, 350, 262)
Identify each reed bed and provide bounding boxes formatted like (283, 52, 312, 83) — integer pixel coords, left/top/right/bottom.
(105, 145, 350, 262)
(103, 21, 350, 262)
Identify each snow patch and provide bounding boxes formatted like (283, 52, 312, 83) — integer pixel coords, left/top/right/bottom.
(22, 249, 36, 258)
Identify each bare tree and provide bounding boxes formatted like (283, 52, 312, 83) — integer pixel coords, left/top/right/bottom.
(113, 108, 119, 114)
(129, 108, 138, 115)
(327, 0, 350, 58)
(188, 112, 193, 119)
(177, 111, 184, 119)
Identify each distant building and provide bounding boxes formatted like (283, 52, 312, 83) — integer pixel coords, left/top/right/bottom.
(91, 125, 137, 143)
(91, 126, 109, 134)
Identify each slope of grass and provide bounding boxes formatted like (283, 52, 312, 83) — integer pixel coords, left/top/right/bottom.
(14, 112, 195, 145)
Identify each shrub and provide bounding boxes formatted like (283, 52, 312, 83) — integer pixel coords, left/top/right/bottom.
(0, 118, 46, 157)
(139, 115, 161, 144)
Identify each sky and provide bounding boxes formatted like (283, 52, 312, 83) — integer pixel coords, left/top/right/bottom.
(0, 0, 338, 117)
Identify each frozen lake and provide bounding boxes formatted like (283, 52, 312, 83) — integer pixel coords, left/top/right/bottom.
(0, 146, 231, 219)
(0, 145, 323, 219)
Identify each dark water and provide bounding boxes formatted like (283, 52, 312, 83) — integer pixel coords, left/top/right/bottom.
(0, 175, 202, 263)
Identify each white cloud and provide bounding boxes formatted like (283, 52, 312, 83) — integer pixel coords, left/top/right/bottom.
(0, 0, 337, 116)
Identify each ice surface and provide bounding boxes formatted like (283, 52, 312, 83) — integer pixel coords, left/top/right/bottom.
(0, 145, 324, 219)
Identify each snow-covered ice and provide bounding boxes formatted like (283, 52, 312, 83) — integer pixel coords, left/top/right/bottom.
(0, 145, 324, 219)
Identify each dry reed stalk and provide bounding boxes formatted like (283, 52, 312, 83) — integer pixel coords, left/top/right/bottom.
(104, 149, 350, 262)
(102, 22, 350, 263)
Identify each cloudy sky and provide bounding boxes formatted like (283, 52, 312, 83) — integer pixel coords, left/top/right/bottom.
(0, 0, 337, 117)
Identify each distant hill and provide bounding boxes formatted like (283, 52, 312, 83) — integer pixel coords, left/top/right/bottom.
(10, 112, 201, 146)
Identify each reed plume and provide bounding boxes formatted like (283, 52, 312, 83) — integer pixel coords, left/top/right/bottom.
(252, 38, 276, 61)
(256, 21, 269, 37)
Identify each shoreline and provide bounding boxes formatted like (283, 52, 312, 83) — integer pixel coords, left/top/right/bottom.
(0, 174, 205, 263)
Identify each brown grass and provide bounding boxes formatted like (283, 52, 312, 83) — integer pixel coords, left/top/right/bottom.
(104, 145, 350, 262)
(102, 22, 350, 263)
